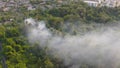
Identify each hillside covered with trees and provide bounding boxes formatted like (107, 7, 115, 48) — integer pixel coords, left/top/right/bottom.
(0, 0, 120, 68)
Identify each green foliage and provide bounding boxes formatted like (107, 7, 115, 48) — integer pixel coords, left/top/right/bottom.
(64, 14, 81, 22)
(47, 15, 64, 30)
(44, 58, 54, 68)
(0, 0, 120, 68)
(0, 25, 5, 41)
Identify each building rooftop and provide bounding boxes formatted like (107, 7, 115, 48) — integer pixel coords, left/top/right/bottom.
(83, 0, 120, 7)
(84, 1, 98, 3)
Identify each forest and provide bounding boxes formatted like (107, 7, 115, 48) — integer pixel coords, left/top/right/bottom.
(0, 0, 120, 68)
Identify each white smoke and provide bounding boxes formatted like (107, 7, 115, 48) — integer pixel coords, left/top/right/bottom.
(25, 18, 120, 68)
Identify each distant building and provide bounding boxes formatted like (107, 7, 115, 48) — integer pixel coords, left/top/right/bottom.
(84, 0, 99, 7)
(57, 0, 63, 3)
(2, 7, 11, 11)
(27, 5, 36, 11)
(99, 0, 120, 7)
(83, 0, 120, 7)
(0, 2, 6, 8)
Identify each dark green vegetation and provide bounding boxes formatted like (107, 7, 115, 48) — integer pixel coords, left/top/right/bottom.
(0, 0, 120, 68)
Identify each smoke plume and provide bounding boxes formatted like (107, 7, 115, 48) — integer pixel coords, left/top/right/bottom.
(25, 18, 120, 68)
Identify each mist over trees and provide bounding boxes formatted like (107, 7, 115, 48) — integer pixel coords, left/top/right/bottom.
(0, 0, 120, 68)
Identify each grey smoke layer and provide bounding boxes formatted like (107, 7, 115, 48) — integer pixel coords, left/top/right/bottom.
(25, 18, 120, 68)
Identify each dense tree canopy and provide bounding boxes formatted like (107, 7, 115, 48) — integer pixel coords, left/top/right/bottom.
(0, 0, 120, 68)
